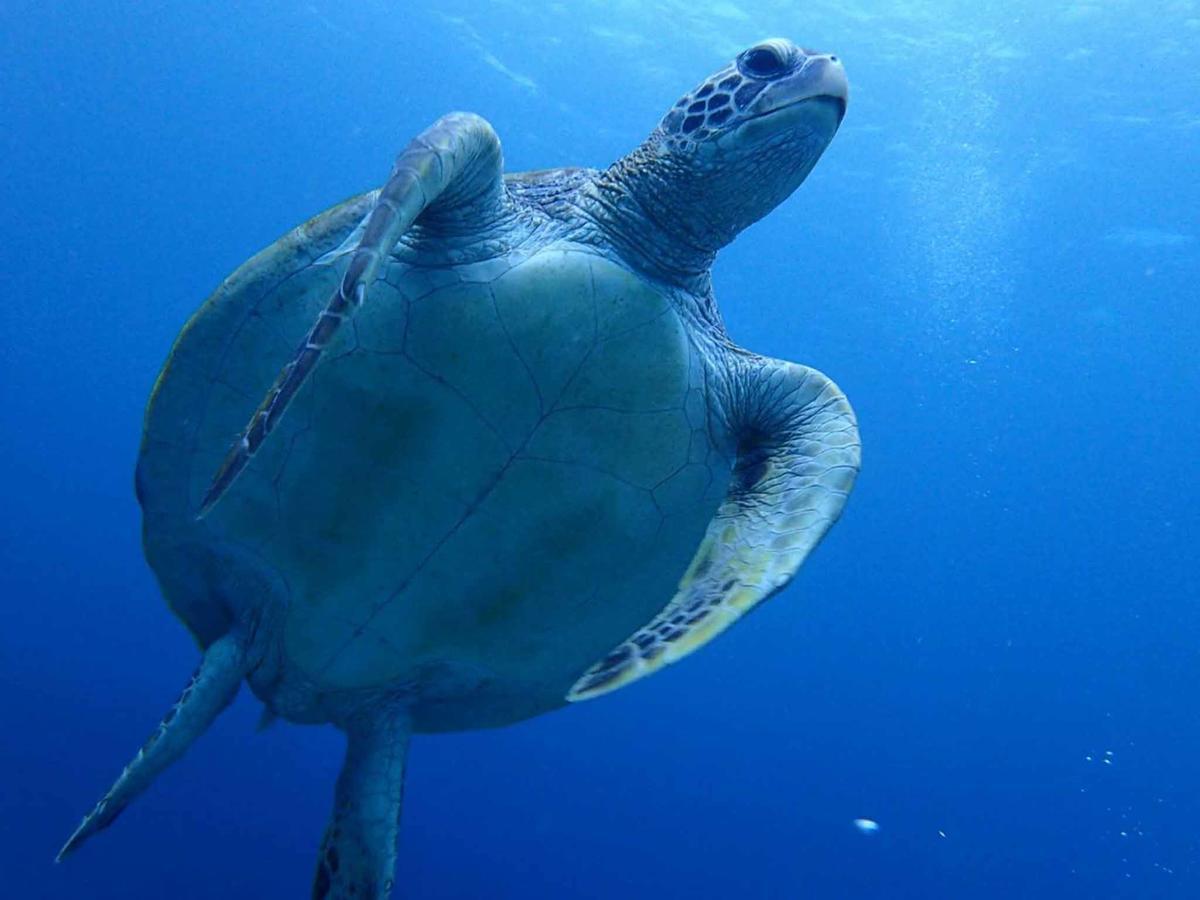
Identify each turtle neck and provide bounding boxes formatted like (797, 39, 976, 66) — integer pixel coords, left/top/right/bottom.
(575, 133, 723, 294)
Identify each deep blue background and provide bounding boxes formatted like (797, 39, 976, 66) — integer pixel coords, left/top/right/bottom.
(2, 2, 1197, 897)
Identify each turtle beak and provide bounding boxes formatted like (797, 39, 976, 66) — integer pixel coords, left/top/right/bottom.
(806, 53, 849, 124)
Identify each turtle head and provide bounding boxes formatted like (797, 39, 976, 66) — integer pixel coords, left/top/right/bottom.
(655, 39, 848, 246)
(593, 40, 847, 286)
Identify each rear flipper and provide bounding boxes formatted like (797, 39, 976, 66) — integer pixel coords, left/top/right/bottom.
(57, 633, 247, 861)
(313, 709, 410, 900)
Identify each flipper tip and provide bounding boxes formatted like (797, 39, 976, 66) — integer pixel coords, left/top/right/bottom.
(195, 442, 252, 520)
(56, 797, 126, 862)
(195, 470, 233, 520)
(194, 490, 218, 521)
(56, 815, 101, 863)
(566, 656, 644, 702)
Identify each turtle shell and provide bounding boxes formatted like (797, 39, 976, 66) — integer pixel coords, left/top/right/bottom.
(137, 191, 733, 730)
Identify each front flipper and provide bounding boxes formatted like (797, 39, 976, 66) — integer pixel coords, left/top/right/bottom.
(569, 359, 861, 700)
(313, 709, 410, 900)
(198, 112, 507, 517)
(57, 633, 248, 859)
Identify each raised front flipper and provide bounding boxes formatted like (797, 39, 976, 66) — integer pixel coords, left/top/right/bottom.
(198, 112, 507, 517)
(57, 633, 248, 860)
(313, 710, 410, 900)
(569, 359, 860, 700)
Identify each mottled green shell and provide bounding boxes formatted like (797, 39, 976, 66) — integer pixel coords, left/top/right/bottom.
(137, 194, 733, 730)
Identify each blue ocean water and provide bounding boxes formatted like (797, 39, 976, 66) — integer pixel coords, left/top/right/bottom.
(2, 1, 1197, 897)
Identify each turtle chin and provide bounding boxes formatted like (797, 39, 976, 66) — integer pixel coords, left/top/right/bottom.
(688, 97, 842, 240)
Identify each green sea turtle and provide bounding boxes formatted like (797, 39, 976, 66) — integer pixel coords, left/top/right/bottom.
(60, 38, 860, 898)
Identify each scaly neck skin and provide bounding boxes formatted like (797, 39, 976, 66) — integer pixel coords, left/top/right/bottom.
(408, 177, 522, 257)
(576, 133, 726, 294)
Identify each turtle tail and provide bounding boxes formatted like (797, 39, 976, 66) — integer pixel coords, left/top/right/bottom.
(56, 633, 248, 861)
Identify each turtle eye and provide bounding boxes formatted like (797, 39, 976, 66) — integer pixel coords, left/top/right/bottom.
(738, 45, 788, 79)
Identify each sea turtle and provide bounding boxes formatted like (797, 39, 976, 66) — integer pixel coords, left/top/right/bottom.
(60, 38, 860, 898)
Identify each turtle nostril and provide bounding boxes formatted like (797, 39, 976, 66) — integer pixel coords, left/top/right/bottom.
(830, 56, 839, 63)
